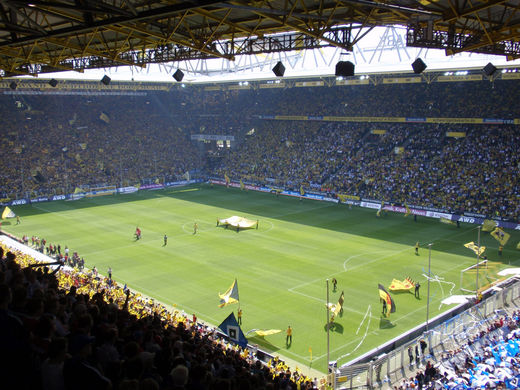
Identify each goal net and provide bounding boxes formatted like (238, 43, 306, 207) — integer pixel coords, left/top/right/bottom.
(459, 259, 495, 293)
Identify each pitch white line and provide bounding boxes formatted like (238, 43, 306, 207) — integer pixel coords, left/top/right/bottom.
(343, 250, 392, 272)
(289, 250, 406, 319)
(288, 250, 393, 294)
(260, 220, 274, 234)
(334, 305, 373, 362)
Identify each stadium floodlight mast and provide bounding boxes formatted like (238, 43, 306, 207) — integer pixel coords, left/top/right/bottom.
(326, 278, 330, 376)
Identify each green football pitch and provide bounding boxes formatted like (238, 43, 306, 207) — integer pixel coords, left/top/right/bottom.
(3, 184, 520, 373)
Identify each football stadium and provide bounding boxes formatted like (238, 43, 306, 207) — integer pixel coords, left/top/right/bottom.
(2, 2, 520, 390)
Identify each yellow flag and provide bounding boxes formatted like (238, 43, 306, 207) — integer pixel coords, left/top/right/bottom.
(327, 291, 345, 317)
(218, 279, 239, 307)
(99, 112, 110, 123)
(252, 329, 281, 336)
(1, 206, 16, 219)
(333, 291, 344, 317)
(309, 346, 312, 362)
(464, 242, 486, 256)
(337, 194, 347, 203)
(440, 217, 456, 225)
(482, 219, 497, 232)
(490, 227, 510, 246)
(389, 278, 414, 291)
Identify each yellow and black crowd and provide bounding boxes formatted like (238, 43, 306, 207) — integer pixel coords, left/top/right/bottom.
(0, 243, 320, 390)
(1, 78, 520, 220)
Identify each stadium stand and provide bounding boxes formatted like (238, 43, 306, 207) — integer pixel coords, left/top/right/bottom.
(1, 75, 520, 389)
(1, 77, 519, 220)
(398, 309, 520, 389)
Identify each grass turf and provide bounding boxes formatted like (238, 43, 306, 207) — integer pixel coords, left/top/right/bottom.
(3, 183, 520, 373)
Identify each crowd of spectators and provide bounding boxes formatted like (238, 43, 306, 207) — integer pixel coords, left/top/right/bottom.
(0, 92, 204, 198)
(395, 312, 520, 389)
(0, 243, 320, 390)
(1, 77, 520, 220)
(216, 121, 520, 220)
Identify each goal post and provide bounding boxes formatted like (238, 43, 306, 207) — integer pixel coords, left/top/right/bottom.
(460, 259, 488, 293)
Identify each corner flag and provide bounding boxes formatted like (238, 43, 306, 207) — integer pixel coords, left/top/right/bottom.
(1, 206, 16, 220)
(218, 312, 248, 348)
(218, 279, 239, 308)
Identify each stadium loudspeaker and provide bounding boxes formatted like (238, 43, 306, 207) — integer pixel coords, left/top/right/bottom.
(101, 75, 111, 85)
(412, 58, 427, 74)
(335, 61, 355, 77)
(9, 81, 17, 90)
(49, 79, 58, 88)
(173, 69, 184, 82)
(272, 61, 285, 77)
(483, 62, 497, 76)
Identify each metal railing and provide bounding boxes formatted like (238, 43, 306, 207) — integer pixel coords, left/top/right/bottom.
(335, 278, 520, 389)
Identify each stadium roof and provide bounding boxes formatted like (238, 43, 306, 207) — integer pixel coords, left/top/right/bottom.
(1, 0, 520, 81)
